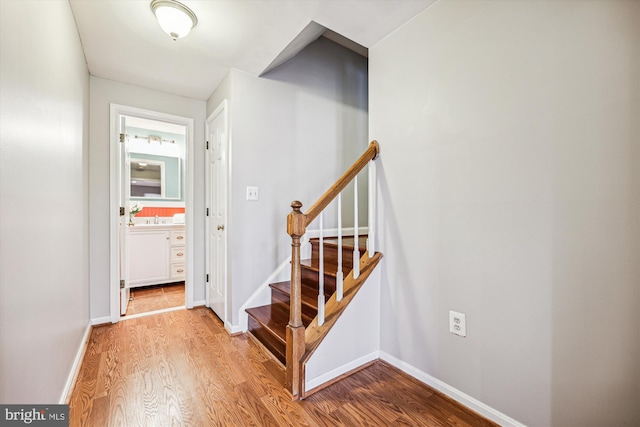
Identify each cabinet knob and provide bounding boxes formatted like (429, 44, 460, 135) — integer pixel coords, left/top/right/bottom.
(217, 224, 225, 230)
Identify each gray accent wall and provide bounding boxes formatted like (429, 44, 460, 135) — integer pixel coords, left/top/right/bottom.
(370, 1, 640, 425)
(0, 0, 90, 403)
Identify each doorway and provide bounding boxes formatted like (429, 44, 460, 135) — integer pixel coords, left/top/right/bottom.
(110, 104, 195, 322)
(205, 100, 229, 325)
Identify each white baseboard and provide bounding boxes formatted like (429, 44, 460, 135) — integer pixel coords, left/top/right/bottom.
(91, 316, 111, 326)
(225, 321, 243, 335)
(305, 351, 379, 391)
(380, 351, 525, 427)
(193, 299, 206, 307)
(60, 322, 92, 404)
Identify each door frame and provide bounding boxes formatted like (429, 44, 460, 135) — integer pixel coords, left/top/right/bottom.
(109, 103, 195, 323)
(205, 99, 230, 329)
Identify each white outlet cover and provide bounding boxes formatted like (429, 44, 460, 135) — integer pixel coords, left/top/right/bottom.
(246, 186, 259, 201)
(449, 310, 467, 337)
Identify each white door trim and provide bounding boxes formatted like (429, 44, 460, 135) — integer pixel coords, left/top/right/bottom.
(109, 103, 195, 323)
(205, 99, 231, 328)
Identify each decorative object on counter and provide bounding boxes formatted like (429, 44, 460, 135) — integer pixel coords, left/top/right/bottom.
(129, 202, 144, 226)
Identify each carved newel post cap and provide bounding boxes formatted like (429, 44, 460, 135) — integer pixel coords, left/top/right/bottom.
(290, 200, 303, 212)
(288, 201, 306, 237)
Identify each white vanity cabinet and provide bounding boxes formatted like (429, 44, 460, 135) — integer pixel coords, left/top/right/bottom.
(127, 224, 186, 287)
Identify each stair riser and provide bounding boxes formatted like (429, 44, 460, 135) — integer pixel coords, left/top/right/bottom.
(271, 286, 321, 320)
(301, 266, 336, 294)
(247, 316, 286, 365)
(310, 242, 365, 271)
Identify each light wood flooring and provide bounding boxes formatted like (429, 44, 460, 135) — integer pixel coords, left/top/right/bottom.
(69, 307, 498, 427)
(124, 283, 185, 316)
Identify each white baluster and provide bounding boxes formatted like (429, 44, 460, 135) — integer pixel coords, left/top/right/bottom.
(368, 159, 376, 257)
(318, 212, 325, 326)
(337, 193, 343, 301)
(353, 175, 360, 279)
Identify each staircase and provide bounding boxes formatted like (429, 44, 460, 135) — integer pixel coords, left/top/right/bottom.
(244, 141, 381, 399)
(246, 236, 367, 365)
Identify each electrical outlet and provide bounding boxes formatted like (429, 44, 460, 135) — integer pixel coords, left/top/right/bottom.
(449, 311, 467, 337)
(246, 186, 259, 201)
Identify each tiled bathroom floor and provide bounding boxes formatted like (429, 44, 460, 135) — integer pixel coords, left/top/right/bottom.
(124, 282, 185, 316)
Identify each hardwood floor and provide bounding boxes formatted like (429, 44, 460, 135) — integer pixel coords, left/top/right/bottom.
(69, 307, 497, 427)
(124, 282, 185, 316)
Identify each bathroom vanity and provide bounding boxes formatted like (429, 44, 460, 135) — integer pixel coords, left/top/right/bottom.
(127, 224, 185, 287)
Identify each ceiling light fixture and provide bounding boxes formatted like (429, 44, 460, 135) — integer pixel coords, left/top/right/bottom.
(150, 0, 197, 41)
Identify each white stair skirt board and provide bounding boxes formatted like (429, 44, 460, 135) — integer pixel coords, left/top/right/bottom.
(304, 266, 381, 392)
(379, 351, 526, 427)
(60, 322, 93, 404)
(237, 256, 292, 332)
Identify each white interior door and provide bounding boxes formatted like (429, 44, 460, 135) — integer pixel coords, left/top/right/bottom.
(118, 114, 130, 315)
(206, 103, 228, 322)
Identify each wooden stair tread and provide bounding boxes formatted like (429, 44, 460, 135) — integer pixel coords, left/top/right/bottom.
(245, 303, 289, 343)
(246, 301, 314, 341)
(270, 281, 327, 309)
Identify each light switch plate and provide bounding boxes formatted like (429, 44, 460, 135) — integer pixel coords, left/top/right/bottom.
(246, 186, 259, 201)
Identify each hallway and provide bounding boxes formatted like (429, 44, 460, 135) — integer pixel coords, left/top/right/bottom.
(68, 308, 496, 426)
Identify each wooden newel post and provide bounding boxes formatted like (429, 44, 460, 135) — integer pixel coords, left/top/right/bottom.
(286, 200, 306, 398)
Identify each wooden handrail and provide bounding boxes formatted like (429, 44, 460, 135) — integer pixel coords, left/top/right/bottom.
(304, 141, 379, 225)
(286, 140, 379, 399)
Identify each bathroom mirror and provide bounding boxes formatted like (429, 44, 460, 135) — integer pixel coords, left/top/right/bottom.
(130, 154, 181, 200)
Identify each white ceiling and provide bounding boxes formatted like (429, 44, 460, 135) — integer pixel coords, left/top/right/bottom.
(69, 0, 434, 100)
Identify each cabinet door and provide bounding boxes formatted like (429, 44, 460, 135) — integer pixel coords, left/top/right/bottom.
(128, 230, 170, 285)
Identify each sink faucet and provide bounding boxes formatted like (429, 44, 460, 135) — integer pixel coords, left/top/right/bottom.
(154, 215, 159, 224)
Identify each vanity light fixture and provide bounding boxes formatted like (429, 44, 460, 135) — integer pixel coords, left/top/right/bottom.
(133, 134, 175, 144)
(150, 0, 198, 41)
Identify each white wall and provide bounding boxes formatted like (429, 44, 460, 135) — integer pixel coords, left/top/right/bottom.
(206, 38, 369, 327)
(0, 0, 90, 403)
(305, 266, 380, 390)
(370, 1, 640, 426)
(89, 77, 206, 319)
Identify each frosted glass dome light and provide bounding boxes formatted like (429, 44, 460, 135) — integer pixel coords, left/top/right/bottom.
(150, 0, 198, 41)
